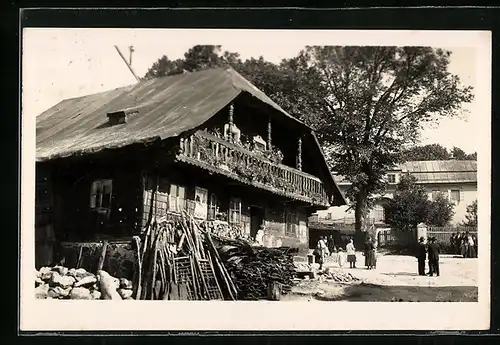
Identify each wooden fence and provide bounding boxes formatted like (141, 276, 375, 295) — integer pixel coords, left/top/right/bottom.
(427, 226, 478, 244)
(377, 228, 416, 247)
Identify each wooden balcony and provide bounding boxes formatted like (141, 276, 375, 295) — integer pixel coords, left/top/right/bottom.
(175, 130, 330, 207)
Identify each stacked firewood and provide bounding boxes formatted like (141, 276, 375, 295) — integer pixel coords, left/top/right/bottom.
(215, 244, 296, 300)
(201, 220, 253, 243)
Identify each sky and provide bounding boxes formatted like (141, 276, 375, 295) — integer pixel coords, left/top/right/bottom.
(22, 29, 485, 153)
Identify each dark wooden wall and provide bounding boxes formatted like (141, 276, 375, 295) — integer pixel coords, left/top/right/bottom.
(141, 162, 310, 250)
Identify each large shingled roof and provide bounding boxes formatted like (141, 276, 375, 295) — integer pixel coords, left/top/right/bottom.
(35, 67, 347, 205)
(333, 159, 477, 185)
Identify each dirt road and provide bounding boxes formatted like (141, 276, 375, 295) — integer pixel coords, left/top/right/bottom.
(286, 253, 478, 302)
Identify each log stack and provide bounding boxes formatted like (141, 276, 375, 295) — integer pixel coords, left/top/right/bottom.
(213, 244, 296, 300)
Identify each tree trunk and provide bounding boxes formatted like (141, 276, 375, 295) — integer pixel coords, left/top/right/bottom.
(355, 189, 368, 233)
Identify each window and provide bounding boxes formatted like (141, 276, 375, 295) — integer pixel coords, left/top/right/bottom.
(450, 190, 461, 203)
(90, 179, 113, 209)
(285, 208, 299, 237)
(208, 193, 219, 220)
(229, 198, 242, 225)
(387, 174, 396, 184)
(169, 184, 186, 213)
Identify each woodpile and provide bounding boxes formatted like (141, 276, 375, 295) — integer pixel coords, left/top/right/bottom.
(35, 266, 134, 300)
(213, 244, 296, 300)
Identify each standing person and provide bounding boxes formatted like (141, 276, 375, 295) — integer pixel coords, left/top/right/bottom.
(450, 233, 456, 255)
(364, 236, 376, 270)
(416, 236, 427, 276)
(472, 234, 478, 258)
(346, 238, 357, 269)
(460, 233, 467, 258)
(427, 237, 440, 277)
(314, 236, 329, 270)
(467, 232, 476, 258)
(327, 235, 336, 256)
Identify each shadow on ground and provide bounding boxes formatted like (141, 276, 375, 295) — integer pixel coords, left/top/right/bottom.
(310, 283, 478, 302)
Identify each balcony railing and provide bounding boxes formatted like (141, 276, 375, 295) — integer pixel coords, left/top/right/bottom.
(176, 130, 330, 206)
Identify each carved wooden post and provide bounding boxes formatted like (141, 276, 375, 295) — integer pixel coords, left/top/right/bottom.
(267, 116, 272, 150)
(297, 137, 302, 171)
(229, 103, 234, 126)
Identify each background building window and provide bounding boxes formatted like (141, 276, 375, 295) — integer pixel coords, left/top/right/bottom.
(229, 198, 242, 225)
(387, 174, 396, 184)
(450, 189, 461, 203)
(169, 184, 186, 213)
(90, 179, 113, 209)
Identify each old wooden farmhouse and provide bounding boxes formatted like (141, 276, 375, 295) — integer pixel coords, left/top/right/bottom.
(35, 68, 346, 267)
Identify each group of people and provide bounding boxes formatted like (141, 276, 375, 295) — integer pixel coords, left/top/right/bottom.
(313, 235, 376, 270)
(450, 232, 477, 258)
(416, 236, 441, 276)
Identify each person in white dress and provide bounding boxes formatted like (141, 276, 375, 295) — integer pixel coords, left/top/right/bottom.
(346, 239, 357, 268)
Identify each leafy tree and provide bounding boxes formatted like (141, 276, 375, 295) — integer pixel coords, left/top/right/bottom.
(451, 146, 467, 160)
(385, 174, 431, 231)
(402, 144, 451, 161)
(145, 45, 474, 233)
(462, 200, 478, 227)
(426, 193, 455, 226)
(286, 46, 473, 232)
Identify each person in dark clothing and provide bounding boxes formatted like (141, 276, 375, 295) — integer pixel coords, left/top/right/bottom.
(327, 235, 336, 256)
(364, 236, 376, 270)
(416, 237, 427, 276)
(427, 237, 440, 277)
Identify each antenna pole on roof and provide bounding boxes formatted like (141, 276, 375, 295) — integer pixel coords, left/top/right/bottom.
(114, 45, 141, 83)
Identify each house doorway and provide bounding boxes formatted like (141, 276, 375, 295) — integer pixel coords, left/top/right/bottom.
(250, 206, 265, 239)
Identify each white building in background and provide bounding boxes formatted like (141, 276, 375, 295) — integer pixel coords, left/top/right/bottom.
(314, 160, 477, 226)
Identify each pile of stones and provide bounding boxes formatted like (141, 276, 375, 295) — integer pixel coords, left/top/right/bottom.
(35, 266, 134, 300)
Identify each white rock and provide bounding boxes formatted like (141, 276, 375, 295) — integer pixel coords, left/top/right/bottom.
(91, 290, 102, 300)
(59, 275, 76, 288)
(39, 267, 53, 281)
(35, 284, 50, 299)
(35, 277, 43, 287)
(118, 288, 133, 299)
(120, 278, 133, 289)
(52, 286, 71, 298)
(70, 287, 92, 300)
(98, 270, 122, 300)
(74, 268, 89, 278)
(52, 265, 69, 276)
(68, 268, 76, 277)
(47, 288, 60, 299)
(49, 271, 62, 287)
(74, 275, 97, 288)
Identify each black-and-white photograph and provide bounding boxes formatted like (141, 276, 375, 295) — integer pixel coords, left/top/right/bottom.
(21, 28, 491, 331)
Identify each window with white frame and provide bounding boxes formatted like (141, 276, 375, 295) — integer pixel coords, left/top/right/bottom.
(90, 179, 113, 209)
(229, 198, 242, 225)
(387, 174, 396, 184)
(208, 193, 219, 220)
(450, 190, 461, 203)
(169, 184, 186, 213)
